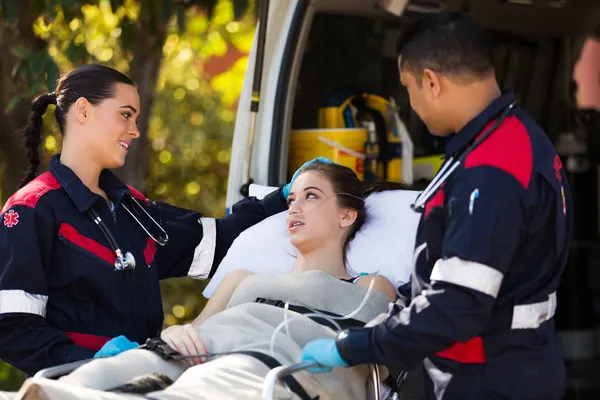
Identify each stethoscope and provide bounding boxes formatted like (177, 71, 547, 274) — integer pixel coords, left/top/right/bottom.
(88, 196, 169, 271)
(410, 101, 517, 212)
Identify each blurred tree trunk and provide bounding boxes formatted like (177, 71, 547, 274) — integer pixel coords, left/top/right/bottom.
(115, 5, 167, 191)
(0, 1, 45, 202)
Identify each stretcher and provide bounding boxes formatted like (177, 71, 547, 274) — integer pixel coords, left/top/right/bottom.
(31, 351, 404, 400)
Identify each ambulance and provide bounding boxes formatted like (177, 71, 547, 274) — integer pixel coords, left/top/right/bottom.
(225, 1, 600, 396)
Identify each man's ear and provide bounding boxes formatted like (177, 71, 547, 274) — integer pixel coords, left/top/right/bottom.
(422, 68, 442, 98)
(340, 209, 358, 228)
(74, 97, 91, 124)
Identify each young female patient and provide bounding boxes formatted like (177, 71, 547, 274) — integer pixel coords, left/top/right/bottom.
(17, 162, 400, 400)
(160, 162, 398, 362)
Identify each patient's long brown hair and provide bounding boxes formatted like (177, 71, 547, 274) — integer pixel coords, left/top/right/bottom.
(299, 162, 411, 260)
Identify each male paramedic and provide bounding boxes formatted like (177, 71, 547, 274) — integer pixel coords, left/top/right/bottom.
(302, 12, 572, 400)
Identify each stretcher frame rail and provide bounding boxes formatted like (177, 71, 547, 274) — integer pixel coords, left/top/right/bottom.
(262, 361, 382, 400)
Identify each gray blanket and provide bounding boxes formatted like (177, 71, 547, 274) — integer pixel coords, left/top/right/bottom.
(15, 271, 391, 400)
(195, 270, 391, 399)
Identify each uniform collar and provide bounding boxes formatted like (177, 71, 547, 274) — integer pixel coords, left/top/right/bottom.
(49, 154, 131, 212)
(444, 91, 517, 157)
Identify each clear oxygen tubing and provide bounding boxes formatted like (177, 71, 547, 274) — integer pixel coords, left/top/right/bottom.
(169, 273, 378, 361)
(283, 191, 366, 268)
(268, 273, 378, 354)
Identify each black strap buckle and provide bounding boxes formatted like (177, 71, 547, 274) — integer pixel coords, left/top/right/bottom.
(141, 337, 181, 361)
(256, 297, 285, 307)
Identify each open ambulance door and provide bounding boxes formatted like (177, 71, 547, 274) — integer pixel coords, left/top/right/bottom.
(226, 0, 600, 212)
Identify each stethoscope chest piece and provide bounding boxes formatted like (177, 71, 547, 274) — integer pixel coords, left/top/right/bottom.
(114, 249, 136, 271)
(88, 195, 169, 273)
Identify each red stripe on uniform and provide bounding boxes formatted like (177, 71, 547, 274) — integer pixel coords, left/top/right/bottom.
(66, 332, 111, 351)
(59, 223, 115, 265)
(143, 237, 156, 264)
(435, 336, 486, 363)
(127, 186, 149, 205)
(465, 116, 533, 190)
(424, 188, 444, 218)
(1, 172, 61, 214)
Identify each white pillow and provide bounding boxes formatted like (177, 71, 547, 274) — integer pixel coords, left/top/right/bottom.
(203, 184, 421, 298)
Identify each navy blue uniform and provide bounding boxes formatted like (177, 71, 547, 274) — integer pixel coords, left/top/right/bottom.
(338, 92, 572, 399)
(0, 155, 288, 376)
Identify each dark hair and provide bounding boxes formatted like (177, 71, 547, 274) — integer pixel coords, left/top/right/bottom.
(397, 12, 494, 85)
(300, 162, 409, 261)
(18, 64, 134, 188)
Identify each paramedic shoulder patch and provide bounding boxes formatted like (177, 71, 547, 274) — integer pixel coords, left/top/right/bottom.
(3, 210, 19, 228)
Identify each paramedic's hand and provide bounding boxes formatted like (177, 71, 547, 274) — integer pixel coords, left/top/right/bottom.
(161, 323, 208, 366)
(301, 338, 349, 373)
(94, 335, 139, 358)
(283, 157, 334, 198)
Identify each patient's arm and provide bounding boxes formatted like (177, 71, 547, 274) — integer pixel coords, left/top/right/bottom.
(193, 269, 255, 325)
(356, 275, 397, 302)
(161, 324, 208, 366)
(160, 269, 254, 366)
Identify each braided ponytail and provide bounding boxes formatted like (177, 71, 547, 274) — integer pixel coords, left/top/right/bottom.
(16, 65, 133, 189)
(18, 93, 57, 188)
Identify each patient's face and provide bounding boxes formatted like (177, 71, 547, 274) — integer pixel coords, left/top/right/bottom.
(286, 171, 346, 252)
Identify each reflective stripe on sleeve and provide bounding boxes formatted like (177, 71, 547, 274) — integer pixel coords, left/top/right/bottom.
(188, 217, 216, 280)
(430, 257, 503, 298)
(511, 291, 557, 329)
(0, 289, 48, 317)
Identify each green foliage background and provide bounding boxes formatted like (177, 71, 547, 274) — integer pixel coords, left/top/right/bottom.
(0, 0, 255, 390)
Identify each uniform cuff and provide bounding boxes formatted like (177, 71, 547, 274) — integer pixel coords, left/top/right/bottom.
(262, 187, 288, 216)
(188, 218, 217, 280)
(66, 345, 96, 363)
(335, 328, 376, 366)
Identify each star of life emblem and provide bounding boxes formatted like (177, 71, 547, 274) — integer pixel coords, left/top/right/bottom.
(3, 210, 19, 228)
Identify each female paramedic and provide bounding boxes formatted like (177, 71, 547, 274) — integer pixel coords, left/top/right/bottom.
(12, 162, 399, 400)
(302, 13, 573, 400)
(0, 64, 318, 376)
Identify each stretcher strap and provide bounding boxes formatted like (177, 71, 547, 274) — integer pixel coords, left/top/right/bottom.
(66, 332, 111, 351)
(107, 373, 174, 394)
(237, 350, 317, 400)
(384, 365, 408, 394)
(139, 339, 315, 398)
(435, 336, 485, 363)
(141, 337, 181, 360)
(255, 297, 364, 330)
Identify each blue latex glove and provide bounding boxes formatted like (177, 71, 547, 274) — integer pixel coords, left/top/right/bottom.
(301, 338, 349, 373)
(94, 335, 139, 358)
(283, 157, 334, 198)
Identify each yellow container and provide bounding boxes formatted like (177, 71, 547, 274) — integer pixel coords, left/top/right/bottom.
(289, 128, 368, 180)
(381, 154, 445, 182)
(318, 106, 347, 129)
(413, 155, 445, 181)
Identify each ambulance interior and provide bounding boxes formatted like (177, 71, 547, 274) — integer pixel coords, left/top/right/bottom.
(269, 0, 600, 398)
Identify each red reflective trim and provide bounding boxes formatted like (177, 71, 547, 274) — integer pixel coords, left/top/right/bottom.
(143, 237, 156, 264)
(66, 332, 111, 351)
(127, 186, 149, 205)
(1, 172, 61, 214)
(436, 336, 486, 363)
(424, 188, 444, 218)
(59, 223, 115, 265)
(553, 155, 563, 183)
(465, 116, 533, 190)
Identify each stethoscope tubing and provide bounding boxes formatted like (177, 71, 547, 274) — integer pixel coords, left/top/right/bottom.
(87, 196, 169, 271)
(411, 102, 516, 212)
